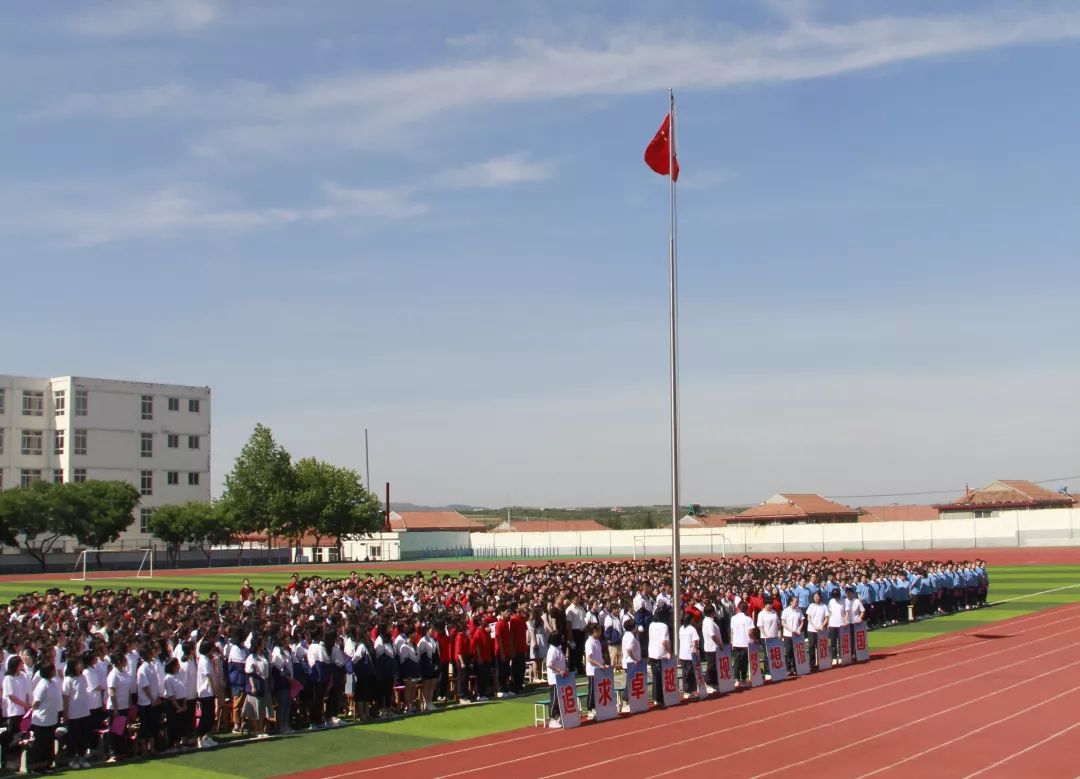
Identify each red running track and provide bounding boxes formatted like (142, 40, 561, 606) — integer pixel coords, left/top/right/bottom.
(277, 603, 1080, 779)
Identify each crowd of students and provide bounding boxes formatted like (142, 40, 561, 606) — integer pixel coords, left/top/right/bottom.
(0, 555, 988, 769)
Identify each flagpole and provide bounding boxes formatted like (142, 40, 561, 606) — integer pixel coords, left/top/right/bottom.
(667, 87, 682, 665)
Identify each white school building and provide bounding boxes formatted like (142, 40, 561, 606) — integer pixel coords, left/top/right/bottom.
(0, 374, 211, 551)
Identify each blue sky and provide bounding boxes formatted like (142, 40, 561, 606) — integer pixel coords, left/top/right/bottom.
(4, 0, 1079, 507)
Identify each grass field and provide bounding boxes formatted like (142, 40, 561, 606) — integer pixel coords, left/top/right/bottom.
(8, 564, 1080, 779)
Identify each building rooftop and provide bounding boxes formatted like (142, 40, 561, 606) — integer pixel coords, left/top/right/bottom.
(728, 493, 858, 523)
(934, 480, 1076, 511)
(857, 504, 940, 522)
(388, 511, 486, 532)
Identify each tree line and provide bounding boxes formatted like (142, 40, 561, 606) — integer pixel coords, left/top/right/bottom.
(0, 423, 383, 569)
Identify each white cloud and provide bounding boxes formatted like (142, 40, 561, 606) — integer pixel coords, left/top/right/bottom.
(65, 0, 221, 37)
(433, 153, 555, 189)
(0, 182, 425, 246)
(33, 6, 1080, 159)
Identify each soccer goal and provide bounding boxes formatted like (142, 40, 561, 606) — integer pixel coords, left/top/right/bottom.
(71, 548, 154, 581)
(632, 532, 728, 560)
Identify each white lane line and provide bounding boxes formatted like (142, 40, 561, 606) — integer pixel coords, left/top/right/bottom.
(537, 626, 1080, 777)
(859, 687, 1080, 779)
(990, 582, 1080, 605)
(745, 660, 1080, 779)
(961, 720, 1080, 779)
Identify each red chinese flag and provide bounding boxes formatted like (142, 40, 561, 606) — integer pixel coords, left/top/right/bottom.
(644, 113, 679, 181)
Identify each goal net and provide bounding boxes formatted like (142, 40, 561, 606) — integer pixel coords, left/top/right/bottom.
(632, 532, 729, 560)
(71, 548, 154, 581)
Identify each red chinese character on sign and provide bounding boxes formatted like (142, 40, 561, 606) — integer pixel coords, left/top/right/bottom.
(769, 646, 784, 669)
(597, 676, 613, 707)
(841, 635, 850, 656)
(663, 666, 677, 693)
(630, 672, 645, 699)
(819, 637, 829, 656)
(856, 631, 867, 651)
(749, 651, 759, 673)
(561, 684, 577, 714)
(719, 657, 731, 679)
(796, 643, 806, 665)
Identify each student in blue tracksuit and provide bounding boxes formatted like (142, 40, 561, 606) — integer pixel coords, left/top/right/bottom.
(795, 579, 810, 613)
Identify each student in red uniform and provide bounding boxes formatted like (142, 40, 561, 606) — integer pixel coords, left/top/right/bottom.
(470, 617, 494, 702)
(509, 604, 528, 695)
(453, 620, 474, 704)
(494, 608, 514, 698)
(434, 622, 452, 701)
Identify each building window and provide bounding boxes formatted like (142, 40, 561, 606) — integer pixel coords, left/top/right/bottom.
(53, 469, 64, 485)
(140, 470, 153, 496)
(20, 469, 43, 488)
(74, 429, 87, 456)
(141, 432, 153, 458)
(168, 397, 180, 412)
(54, 390, 65, 417)
(141, 394, 153, 420)
(140, 507, 153, 533)
(75, 389, 88, 416)
(167, 434, 179, 449)
(188, 398, 200, 413)
(20, 430, 43, 456)
(188, 435, 200, 450)
(54, 429, 65, 455)
(73, 468, 87, 483)
(167, 471, 179, 485)
(188, 472, 200, 486)
(0, 388, 5, 415)
(22, 391, 44, 416)
(974, 510, 995, 519)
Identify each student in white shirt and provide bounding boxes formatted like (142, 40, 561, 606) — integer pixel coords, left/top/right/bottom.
(3, 655, 31, 730)
(271, 633, 296, 733)
(242, 635, 271, 737)
(845, 588, 866, 663)
(178, 642, 198, 745)
(135, 648, 161, 756)
(729, 603, 754, 687)
(701, 605, 724, 691)
(647, 608, 672, 707)
(619, 618, 641, 710)
(678, 616, 701, 697)
(827, 589, 848, 664)
(583, 624, 607, 716)
(544, 633, 569, 728)
(195, 642, 218, 748)
(781, 597, 805, 673)
(29, 662, 62, 772)
(805, 591, 829, 670)
(163, 658, 188, 749)
(107, 651, 134, 761)
(62, 656, 93, 768)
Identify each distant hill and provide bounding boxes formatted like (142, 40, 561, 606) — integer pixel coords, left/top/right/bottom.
(386, 502, 489, 512)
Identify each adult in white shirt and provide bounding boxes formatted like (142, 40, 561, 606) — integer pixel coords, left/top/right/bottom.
(62, 658, 94, 768)
(544, 633, 569, 728)
(677, 618, 701, 696)
(781, 597, 805, 674)
(619, 618, 642, 711)
(701, 605, 724, 690)
(583, 624, 607, 715)
(647, 610, 671, 707)
(827, 591, 848, 664)
(729, 604, 754, 687)
(565, 597, 588, 674)
(29, 665, 63, 772)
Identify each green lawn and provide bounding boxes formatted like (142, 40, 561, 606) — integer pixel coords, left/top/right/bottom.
(10, 564, 1080, 779)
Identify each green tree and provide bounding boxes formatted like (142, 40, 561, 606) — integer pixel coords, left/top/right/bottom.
(146, 504, 187, 567)
(0, 482, 83, 570)
(148, 501, 234, 567)
(70, 481, 141, 567)
(294, 458, 382, 556)
(219, 423, 295, 545)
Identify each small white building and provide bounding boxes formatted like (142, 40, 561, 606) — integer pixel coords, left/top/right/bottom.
(0, 375, 211, 550)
